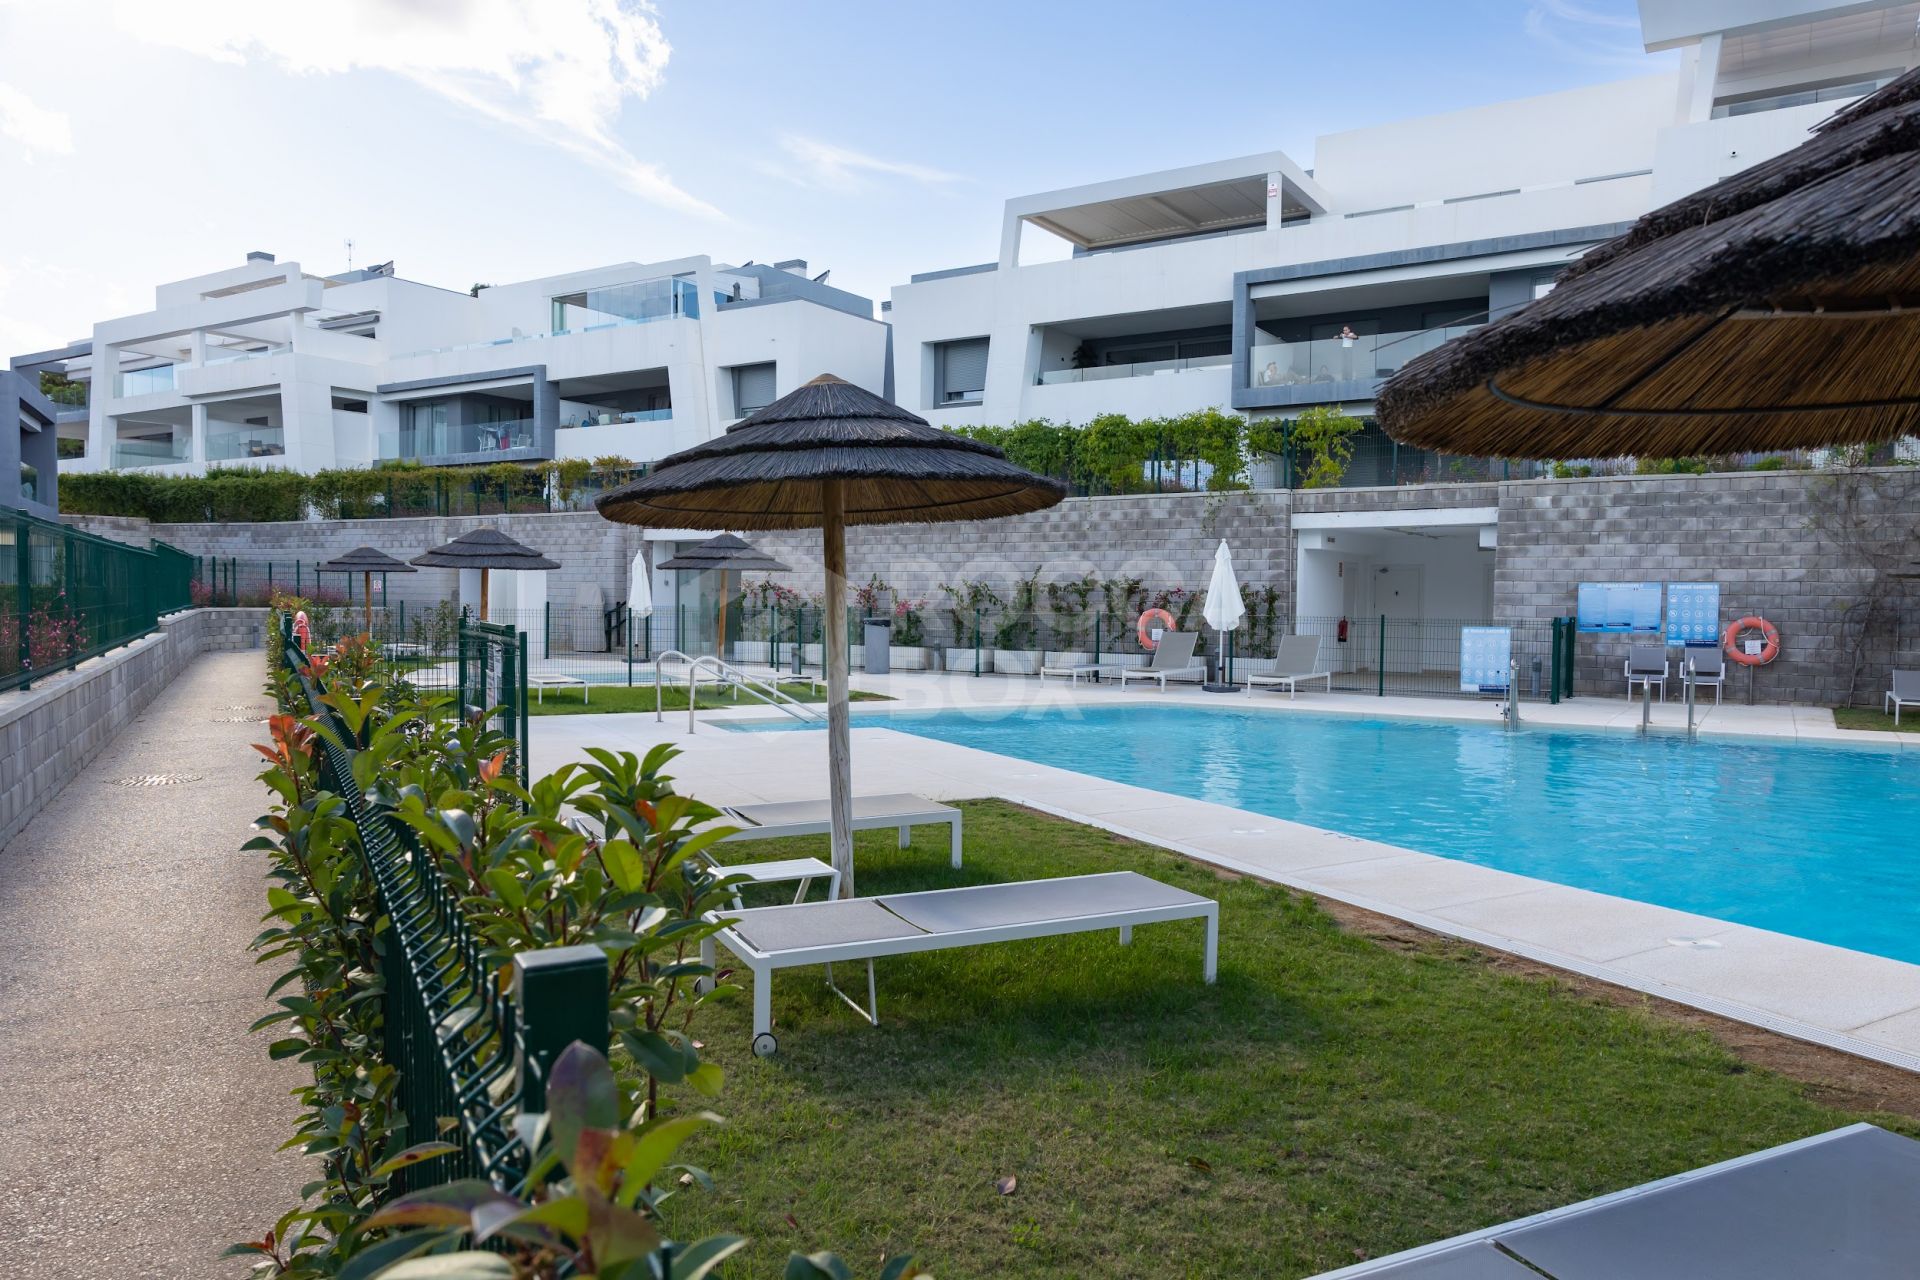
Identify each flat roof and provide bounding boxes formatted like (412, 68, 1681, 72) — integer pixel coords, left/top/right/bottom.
(1008, 151, 1330, 251)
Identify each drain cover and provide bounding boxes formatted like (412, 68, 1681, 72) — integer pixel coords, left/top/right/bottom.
(222, 704, 275, 714)
(1665, 936, 1724, 949)
(116, 773, 202, 788)
(211, 714, 271, 723)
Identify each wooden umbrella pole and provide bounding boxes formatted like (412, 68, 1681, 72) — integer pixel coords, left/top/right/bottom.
(821, 479, 854, 899)
(480, 568, 490, 621)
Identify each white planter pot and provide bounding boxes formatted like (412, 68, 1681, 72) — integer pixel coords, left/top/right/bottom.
(994, 649, 1042, 675)
(945, 646, 992, 673)
(1236, 657, 1279, 678)
(888, 645, 934, 670)
(1045, 650, 1094, 669)
(1249, 458, 1283, 490)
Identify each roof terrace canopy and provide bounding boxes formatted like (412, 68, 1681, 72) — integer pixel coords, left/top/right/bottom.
(1005, 152, 1329, 256)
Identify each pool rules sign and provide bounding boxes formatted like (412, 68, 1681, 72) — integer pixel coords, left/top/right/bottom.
(1666, 582, 1720, 646)
(1460, 626, 1513, 694)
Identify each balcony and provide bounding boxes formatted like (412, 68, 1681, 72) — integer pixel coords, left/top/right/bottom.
(378, 417, 542, 463)
(1248, 324, 1481, 393)
(117, 365, 178, 397)
(560, 407, 672, 429)
(203, 342, 291, 366)
(206, 426, 286, 462)
(112, 437, 190, 468)
(1038, 352, 1231, 385)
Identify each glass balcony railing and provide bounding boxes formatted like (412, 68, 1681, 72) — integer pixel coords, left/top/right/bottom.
(1037, 352, 1232, 385)
(206, 427, 286, 461)
(378, 418, 538, 461)
(1247, 324, 1480, 391)
(111, 437, 190, 468)
(397, 277, 700, 359)
(117, 365, 178, 397)
(45, 383, 88, 411)
(560, 407, 673, 428)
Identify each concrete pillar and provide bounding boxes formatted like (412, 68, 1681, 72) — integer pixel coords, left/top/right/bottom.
(189, 402, 208, 468)
(189, 329, 207, 367)
(89, 343, 117, 467)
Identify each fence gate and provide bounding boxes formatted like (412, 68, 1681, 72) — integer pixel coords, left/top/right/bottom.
(458, 619, 529, 785)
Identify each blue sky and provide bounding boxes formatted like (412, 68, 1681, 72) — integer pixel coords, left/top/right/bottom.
(0, 0, 1670, 355)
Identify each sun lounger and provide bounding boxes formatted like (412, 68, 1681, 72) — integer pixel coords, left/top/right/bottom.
(1888, 669, 1920, 726)
(1624, 643, 1668, 701)
(700, 870, 1219, 1054)
(528, 673, 589, 704)
(719, 793, 963, 869)
(1116, 630, 1206, 689)
(1317, 1123, 1920, 1279)
(1246, 634, 1334, 699)
(1039, 660, 1115, 684)
(1679, 644, 1724, 705)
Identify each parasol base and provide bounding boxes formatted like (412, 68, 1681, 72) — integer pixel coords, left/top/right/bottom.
(1200, 682, 1242, 694)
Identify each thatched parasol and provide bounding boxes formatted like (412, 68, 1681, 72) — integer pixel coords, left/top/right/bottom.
(1377, 67, 1920, 460)
(596, 374, 1065, 898)
(657, 534, 790, 659)
(409, 527, 560, 618)
(316, 545, 416, 636)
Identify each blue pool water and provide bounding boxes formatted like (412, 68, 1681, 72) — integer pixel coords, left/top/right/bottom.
(737, 706, 1920, 964)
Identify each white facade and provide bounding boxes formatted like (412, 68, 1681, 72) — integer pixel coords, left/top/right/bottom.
(887, 1, 1920, 439)
(50, 254, 886, 477)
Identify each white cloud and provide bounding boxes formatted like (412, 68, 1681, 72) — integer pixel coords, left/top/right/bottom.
(1529, 0, 1638, 29)
(109, 0, 719, 217)
(777, 134, 961, 191)
(1523, 1, 1660, 69)
(0, 82, 74, 157)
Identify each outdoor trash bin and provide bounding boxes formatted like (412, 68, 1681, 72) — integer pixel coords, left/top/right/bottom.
(864, 618, 892, 674)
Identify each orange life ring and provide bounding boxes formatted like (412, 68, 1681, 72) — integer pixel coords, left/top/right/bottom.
(1723, 615, 1779, 666)
(1137, 608, 1177, 651)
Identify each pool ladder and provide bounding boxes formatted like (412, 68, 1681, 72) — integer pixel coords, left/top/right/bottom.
(1501, 659, 1521, 731)
(1640, 654, 1701, 736)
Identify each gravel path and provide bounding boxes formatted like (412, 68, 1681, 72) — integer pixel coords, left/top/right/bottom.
(0, 649, 308, 1276)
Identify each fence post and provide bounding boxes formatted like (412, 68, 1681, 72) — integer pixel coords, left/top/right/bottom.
(517, 629, 530, 786)
(1377, 615, 1386, 697)
(543, 600, 551, 654)
(295, 560, 302, 595)
(267, 563, 273, 596)
(229, 557, 237, 606)
(512, 944, 610, 1118)
(1093, 614, 1101, 681)
(14, 521, 30, 689)
(973, 606, 981, 677)
(1549, 618, 1562, 705)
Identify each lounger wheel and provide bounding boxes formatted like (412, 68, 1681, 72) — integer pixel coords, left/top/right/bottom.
(751, 1032, 778, 1057)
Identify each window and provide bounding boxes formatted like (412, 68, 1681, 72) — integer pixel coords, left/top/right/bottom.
(732, 362, 776, 416)
(934, 337, 989, 405)
(331, 395, 369, 413)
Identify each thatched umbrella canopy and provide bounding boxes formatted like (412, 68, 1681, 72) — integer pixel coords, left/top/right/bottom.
(1377, 67, 1920, 460)
(409, 527, 560, 618)
(657, 534, 791, 657)
(596, 374, 1065, 899)
(316, 545, 416, 636)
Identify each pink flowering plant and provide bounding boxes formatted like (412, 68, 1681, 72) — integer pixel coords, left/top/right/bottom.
(26, 593, 89, 671)
(892, 596, 928, 646)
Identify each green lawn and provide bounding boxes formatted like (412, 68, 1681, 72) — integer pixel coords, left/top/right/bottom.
(1833, 705, 1919, 733)
(526, 682, 889, 715)
(669, 801, 1909, 1279)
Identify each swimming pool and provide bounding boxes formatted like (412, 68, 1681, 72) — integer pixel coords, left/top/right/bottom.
(737, 706, 1920, 964)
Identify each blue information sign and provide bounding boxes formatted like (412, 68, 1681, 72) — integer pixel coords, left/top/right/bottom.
(1460, 626, 1512, 693)
(1665, 582, 1720, 646)
(1576, 582, 1663, 634)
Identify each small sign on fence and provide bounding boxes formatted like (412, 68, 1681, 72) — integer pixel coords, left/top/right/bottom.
(1460, 626, 1513, 694)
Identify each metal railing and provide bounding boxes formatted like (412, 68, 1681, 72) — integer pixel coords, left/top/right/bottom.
(2, 505, 195, 693)
(277, 616, 603, 1197)
(650, 649, 824, 731)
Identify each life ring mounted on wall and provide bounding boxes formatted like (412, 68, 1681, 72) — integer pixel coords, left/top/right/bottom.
(1723, 615, 1780, 666)
(1137, 608, 1177, 651)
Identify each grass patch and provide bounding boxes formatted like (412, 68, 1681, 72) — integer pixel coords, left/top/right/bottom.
(1833, 706, 1919, 733)
(526, 683, 889, 716)
(671, 800, 1910, 1278)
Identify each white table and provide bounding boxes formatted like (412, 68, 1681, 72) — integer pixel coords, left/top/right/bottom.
(528, 673, 589, 704)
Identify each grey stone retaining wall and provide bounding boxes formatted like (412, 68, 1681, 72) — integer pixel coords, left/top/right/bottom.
(0, 608, 267, 851)
(64, 466, 1920, 705)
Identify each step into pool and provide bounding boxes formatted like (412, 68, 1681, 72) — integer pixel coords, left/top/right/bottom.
(735, 706, 1920, 965)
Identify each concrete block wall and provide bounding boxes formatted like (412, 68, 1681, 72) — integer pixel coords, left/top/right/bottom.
(61, 466, 1920, 704)
(0, 607, 268, 851)
(1495, 469, 1920, 705)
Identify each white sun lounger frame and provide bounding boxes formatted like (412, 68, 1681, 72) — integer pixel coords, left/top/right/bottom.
(700, 871, 1218, 1054)
(719, 793, 963, 869)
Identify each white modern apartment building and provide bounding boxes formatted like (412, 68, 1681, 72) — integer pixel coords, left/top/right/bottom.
(886, 0, 1919, 626)
(33, 253, 886, 476)
(891, 0, 1917, 444)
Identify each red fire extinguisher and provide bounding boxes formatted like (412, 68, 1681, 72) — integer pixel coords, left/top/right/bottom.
(1337, 616, 1349, 643)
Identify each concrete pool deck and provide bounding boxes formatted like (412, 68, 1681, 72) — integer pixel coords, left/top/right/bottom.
(531, 670, 1920, 1071)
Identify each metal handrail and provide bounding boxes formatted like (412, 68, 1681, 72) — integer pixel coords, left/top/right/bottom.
(651, 649, 824, 730)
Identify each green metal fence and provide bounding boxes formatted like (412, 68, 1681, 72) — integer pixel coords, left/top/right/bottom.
(1, 505, 195, 693)
(277, 615, 602, 1196)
